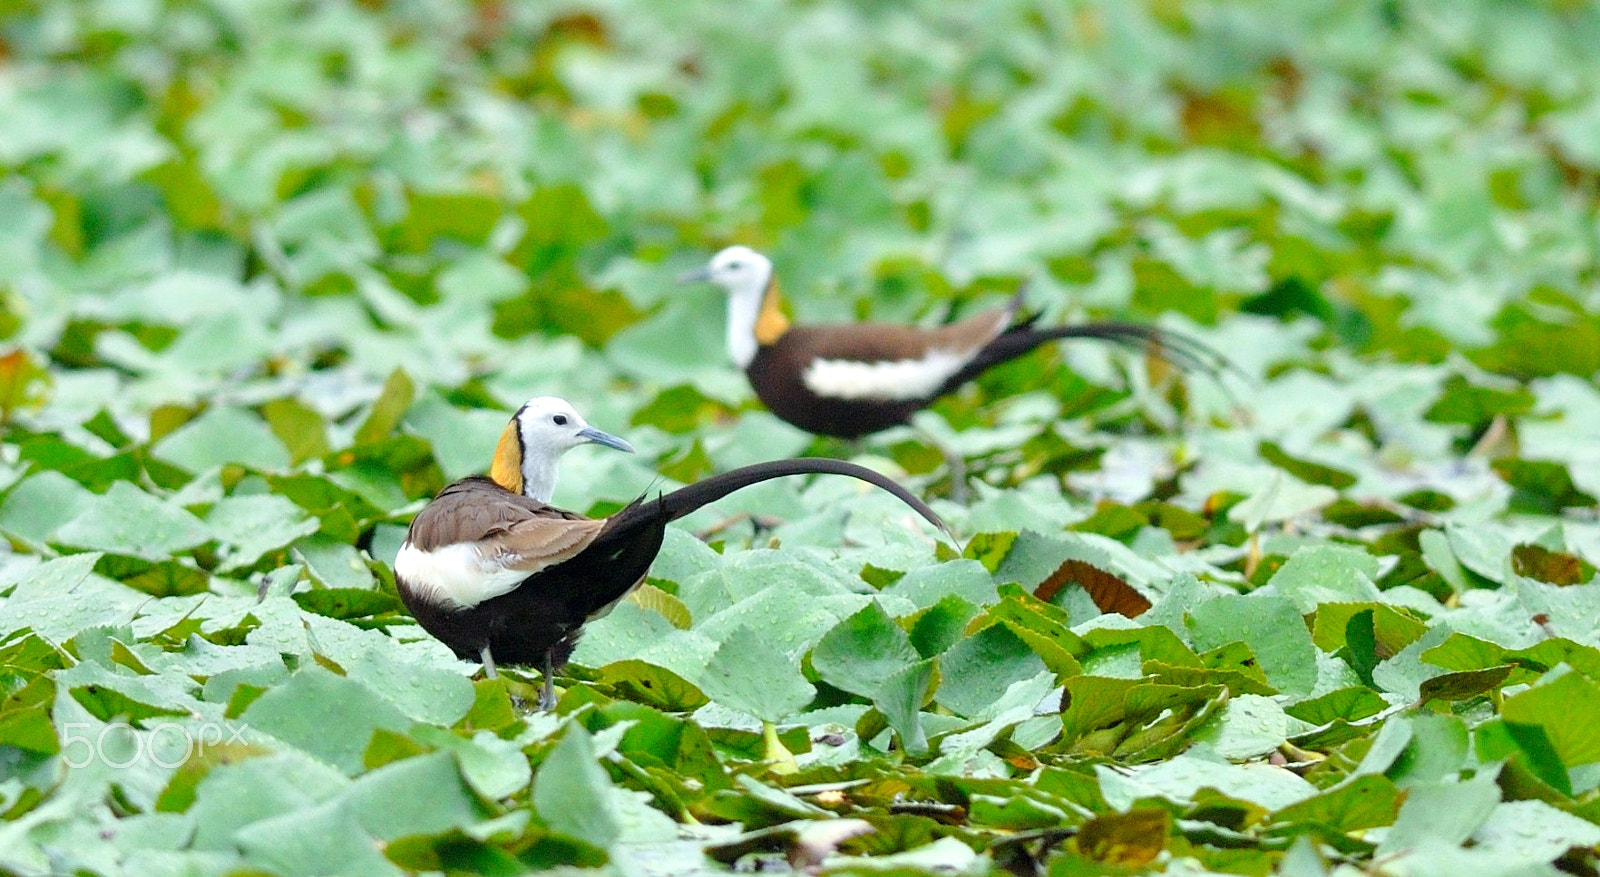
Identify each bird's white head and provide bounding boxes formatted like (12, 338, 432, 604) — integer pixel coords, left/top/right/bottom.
(682, 245, 783, 369)
(490, 397, 634, 502)
(696, 245, 771, 295)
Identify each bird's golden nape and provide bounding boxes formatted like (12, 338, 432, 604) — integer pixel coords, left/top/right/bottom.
(392, 394, 947, 713)
(489, 419, 523, 495)
(753, 274, 790, 345)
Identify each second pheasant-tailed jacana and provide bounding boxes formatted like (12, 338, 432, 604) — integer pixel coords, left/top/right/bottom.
(393, 396, 947, 709)
(683, 245, 1224, 440)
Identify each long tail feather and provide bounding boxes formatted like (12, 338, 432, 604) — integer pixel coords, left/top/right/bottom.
(607, 458, 949, 538)
(1028, 322, 1241, 379)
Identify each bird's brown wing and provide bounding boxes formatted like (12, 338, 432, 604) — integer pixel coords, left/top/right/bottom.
(487, 513, 607, 575)
(405, 477, 591, 551)
(785, 304, 1011, 363)
(397, 477, 607, 610)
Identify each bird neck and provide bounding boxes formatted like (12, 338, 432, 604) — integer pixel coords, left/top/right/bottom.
(727, 272, 790, 369)
(489, 421, 558, 503)
(520, 453, 559, 504)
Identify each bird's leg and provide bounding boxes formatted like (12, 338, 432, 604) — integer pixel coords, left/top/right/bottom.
(485, 645, 542, 714)
(943, 445, 969, 505)
(539, 649, 558, 712)
(912, 428, 970, 505)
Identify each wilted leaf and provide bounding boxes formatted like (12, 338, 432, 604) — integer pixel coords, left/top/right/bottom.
(698, 774, 830, 827)
(1417, 665, 1513, 706)
(1074, 809, 1170, 867)
(1035, 558, 1151, 618)
(0, 347, 49, 420)
(1059, 675, 1225, 761)
(1510, 543, 1590, 586)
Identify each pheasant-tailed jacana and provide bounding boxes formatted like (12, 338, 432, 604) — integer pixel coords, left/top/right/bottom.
(682, 245, 1224, 440)
(393, 396, 947, 709)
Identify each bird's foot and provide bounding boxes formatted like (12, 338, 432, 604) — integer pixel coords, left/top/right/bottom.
(539, 651, 559, 711)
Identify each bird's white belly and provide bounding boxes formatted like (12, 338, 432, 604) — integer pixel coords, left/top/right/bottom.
(394, 541, 532, 610)
(800, 348, 969, 401)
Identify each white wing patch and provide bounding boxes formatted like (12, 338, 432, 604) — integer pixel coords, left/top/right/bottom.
(395, 541, 551, 610)
(801, 349, 972, 401)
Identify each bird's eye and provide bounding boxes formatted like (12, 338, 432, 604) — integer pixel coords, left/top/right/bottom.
(727, 260, 742, 270)
(553, 415, 569, 426)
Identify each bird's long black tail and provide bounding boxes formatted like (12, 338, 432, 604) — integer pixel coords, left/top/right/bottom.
(1053, 322, 1235, 374)
(1040, 322, 1230, 374)
(953, 319, 1238, 391)
(605, 458, 949, 539)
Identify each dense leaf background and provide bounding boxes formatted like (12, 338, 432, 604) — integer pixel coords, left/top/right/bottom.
(3, 1, 1600, 874)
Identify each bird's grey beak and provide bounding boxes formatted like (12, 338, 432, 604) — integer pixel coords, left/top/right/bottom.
(677, 266, 712, 284)
(578, 426, 635, 454)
